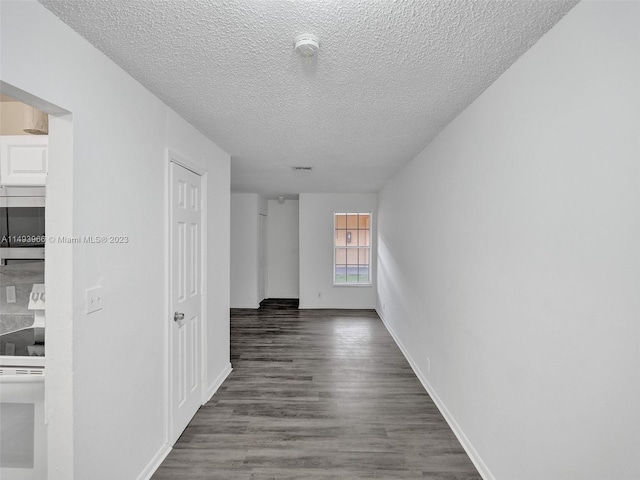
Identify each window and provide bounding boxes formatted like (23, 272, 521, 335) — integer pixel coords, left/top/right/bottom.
(334, 212, 371, 285)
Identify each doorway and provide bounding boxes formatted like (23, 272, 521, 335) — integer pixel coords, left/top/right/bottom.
(0, 81, 74, 478)
(168, 157, 206, 444)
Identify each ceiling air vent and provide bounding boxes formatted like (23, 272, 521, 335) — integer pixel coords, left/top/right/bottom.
(292, 166, 312, 171)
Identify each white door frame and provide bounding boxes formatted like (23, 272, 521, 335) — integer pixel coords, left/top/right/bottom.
(165, 150, 208, 445)
(0, 80, 75, 479)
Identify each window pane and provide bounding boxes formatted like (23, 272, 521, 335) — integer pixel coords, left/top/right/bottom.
(335, 265, 346, 283)
(358, 214, 370, 229)
(335, 214, 346, 229)
(346, 214, 358, 229)
(358, 230, 369, 247)
(358, 248, 369, 265)
(335, 248, 346, 264)
(358, 265, 370, 283)
(335, 230, 347, 246)
(347, 265, 359, 283)
(346, 249, 358, 265)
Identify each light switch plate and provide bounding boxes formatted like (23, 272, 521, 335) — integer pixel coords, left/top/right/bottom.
(86, 286, 103, 314)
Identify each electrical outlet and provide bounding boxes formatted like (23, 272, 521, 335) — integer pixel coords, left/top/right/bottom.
(6, 286, 16, 303)
(86, 286, 103, 314)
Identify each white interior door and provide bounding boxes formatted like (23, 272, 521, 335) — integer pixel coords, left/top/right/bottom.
(170, 161, 202, 443)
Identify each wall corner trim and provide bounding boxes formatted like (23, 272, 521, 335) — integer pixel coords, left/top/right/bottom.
(376, 308, 496, 480)
(206, 362, 233, 402)
(136, 443, 172, 480)
(230, 303, 260, 309)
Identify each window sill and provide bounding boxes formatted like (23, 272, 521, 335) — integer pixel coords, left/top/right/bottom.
(333, 283, 373, 287)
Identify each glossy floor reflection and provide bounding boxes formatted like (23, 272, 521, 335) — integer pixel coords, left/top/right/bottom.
(152, 303, 481, 479)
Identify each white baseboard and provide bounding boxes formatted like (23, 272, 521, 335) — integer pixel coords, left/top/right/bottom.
(299, 304, 376, 309)
(136, 442, 172, 480)
(376, 308, 495, 480)
(230, 303, 259, 309)
(206, 362, 232, 402)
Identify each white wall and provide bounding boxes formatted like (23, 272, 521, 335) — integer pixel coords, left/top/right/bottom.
(299, 193, 377, 309)
(0, 2, 231, 480)
(258, 195, 268, 303)
(230, 193, 259, 308)
(267, 199, 299, 298)
(377, 2, 640, 479)
(257, 194, 268, 216)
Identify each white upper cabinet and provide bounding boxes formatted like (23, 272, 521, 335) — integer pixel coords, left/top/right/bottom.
(0, 135, 48, 186)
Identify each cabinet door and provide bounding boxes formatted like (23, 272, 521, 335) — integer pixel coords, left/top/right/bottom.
(0, 136, 48, 186)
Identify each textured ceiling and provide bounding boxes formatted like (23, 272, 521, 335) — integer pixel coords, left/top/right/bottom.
(39, 0, 577, 196)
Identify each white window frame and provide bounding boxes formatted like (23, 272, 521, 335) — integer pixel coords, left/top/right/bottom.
(333, 212, 372, 286)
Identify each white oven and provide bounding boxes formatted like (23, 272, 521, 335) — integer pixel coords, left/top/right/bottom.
(0, 367, 46, 480)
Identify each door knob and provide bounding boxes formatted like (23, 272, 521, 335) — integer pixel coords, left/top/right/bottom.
(174, 311, 185, 322)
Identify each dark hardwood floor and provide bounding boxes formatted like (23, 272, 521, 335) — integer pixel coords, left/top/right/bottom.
(152, 303, 481, 479)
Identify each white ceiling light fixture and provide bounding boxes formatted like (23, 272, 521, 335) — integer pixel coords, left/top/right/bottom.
(294, 33, 319, 58)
